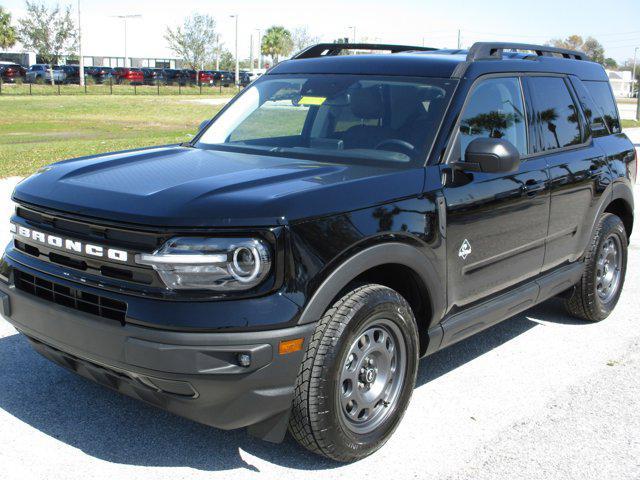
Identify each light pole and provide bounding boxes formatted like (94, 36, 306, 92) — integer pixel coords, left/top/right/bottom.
(230, 14, 239, 87)
(112, 14, 141, 67)
(215, 34, 220, 70)
(632, 47, 638, 94)
(348, 26, 356, 43)
(249, 34, 254, 72)
(77, 0, 84, 86)
(633, 47, 639, 120)
(255, 29, 262, 70)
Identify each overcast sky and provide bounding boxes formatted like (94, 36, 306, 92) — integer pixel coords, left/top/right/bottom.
(2, 0, 640, 64)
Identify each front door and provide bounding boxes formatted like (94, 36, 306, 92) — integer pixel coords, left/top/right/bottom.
(442, 76, 550, 308)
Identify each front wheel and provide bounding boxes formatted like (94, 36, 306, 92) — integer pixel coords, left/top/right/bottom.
(289, 284, 419, 462)
(565, 213, 628, 321)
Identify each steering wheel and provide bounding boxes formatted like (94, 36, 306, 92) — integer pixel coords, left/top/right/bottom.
(374, 139, 416, 155)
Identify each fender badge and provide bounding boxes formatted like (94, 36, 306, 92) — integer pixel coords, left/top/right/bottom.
(459, 239, 472, 260)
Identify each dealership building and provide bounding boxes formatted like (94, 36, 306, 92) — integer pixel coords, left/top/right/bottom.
(0, 49, 183, 69)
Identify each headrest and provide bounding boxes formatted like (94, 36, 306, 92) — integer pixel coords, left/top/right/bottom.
(350, 86, 384, 119)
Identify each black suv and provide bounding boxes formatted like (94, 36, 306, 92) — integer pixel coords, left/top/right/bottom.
(84, 66, 114, 84)
(1, 43, 635, 462)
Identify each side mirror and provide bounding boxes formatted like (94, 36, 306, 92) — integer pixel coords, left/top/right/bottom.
(457, 137, 521, 174)
(198, 119, 210, 132)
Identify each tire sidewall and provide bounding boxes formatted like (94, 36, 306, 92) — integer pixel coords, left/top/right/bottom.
(588, 215, 628, 319)
(316, 288, 419, 459)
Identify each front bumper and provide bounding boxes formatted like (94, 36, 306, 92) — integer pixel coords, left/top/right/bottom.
(0, 265, 315, 442)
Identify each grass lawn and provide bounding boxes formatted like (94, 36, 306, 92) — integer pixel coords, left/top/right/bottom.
(621, 119, 640, 128)
(0, 95, 227, 177)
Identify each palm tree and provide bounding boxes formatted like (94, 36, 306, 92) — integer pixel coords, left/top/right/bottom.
(460, 110, 520, 138)
(539, 108, 560, 148)
(261, 26, 293, 65)
(0, 7, 17, 50)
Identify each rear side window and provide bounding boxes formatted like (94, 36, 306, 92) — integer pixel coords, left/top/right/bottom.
(458, 77, 528, 157)
(529, 77, 582, 151)
(583, 81, 621, 134)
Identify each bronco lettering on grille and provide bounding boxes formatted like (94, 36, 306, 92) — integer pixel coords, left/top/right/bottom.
(10, 222, 128, 262)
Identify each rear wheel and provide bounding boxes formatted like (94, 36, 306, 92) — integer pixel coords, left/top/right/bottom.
(289, 284, 419, 462)
(565, 213, 627, 321)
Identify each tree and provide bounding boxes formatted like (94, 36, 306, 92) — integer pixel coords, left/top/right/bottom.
(164, 13, 216, 70)
(548, 35, 605, 65)
(17, 1, 77, 85)
(582, 37, 605, 64)
(261, 25, 293, 64)
(549, 34, 583, 51)
(291, 26, 319, 53)
(603, 57, 618, 69)
(0, 6, 17, 50)
(218, 49, 235, 71)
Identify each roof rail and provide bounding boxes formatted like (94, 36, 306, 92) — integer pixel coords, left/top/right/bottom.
(466, 42, 589, 61)
(292, 43, 437, 60)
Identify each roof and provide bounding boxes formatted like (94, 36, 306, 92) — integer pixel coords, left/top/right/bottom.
(268, 45, 609, 82)
(269, 52, 465, 78)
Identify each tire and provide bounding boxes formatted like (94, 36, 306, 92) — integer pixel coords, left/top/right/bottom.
(289, 284, 419, 462)
(565, 213, 628, 322)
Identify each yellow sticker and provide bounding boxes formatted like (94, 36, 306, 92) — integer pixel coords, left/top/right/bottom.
(298, 96, 326, 106)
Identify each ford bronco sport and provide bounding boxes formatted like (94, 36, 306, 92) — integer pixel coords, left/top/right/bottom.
(1, 42, 636, 462)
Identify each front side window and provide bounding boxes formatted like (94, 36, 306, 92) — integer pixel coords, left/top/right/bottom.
(529, 76, 582, 151)
(458, 77, 527, 158)
(197, 75, 457, 167)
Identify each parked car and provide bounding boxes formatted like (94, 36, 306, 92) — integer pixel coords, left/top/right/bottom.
(181, 69, 197, 85)
(60, 65, 80, 84)
(85, 66, 114, 84)
(160, 68, 183, 86)
(0, 62, 26, 83)
(213, 70, 233, 87)
(2, 42, 636, 463)
(112, 67, 144, 85)
(141, 68, 165, 85)
(44, 65, 66, 84)
(25, 64, 49, 83)
(239, 71, 251, 87)
(197, 70, 215, 85)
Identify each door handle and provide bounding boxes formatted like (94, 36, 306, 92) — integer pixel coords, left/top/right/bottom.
(522, 179, 545, 197)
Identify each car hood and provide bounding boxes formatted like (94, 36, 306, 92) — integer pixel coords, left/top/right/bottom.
(13, 145, 424, 227)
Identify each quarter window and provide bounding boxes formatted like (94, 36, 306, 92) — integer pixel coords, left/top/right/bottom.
(529, 77, 582, 151)
(584, 81, 621, 134)
(458, 77, 527, 158)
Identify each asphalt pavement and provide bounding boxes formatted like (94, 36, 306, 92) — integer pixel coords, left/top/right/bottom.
(0, 171, 638, 479)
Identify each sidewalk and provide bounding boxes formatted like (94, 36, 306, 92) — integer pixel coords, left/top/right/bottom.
(624, 127, 640, 145)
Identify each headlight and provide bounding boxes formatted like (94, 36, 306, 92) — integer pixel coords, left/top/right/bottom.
(136, 237, 271, 291)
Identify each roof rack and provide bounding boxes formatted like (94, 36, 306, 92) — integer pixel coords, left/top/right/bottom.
(292, 43, 437, 59)
(466, 42, 589, 61)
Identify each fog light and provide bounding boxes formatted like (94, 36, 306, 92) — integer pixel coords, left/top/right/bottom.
(237, 353, 251, 367)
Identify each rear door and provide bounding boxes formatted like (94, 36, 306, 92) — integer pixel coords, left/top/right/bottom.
(443, 75, 550, 308)
(525, 75, 610, 269)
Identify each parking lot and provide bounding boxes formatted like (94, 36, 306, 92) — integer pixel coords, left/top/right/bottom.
(0, 137, 638, 479)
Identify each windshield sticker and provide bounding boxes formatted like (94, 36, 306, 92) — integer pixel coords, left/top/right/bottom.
(297, 96, 326, 106)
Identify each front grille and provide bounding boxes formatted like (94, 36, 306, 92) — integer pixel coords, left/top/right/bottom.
(11, 203, 165, 289)
(14, 270, 127, 323)
(13, 239, 154, 286)
(16, 205, 165, 250)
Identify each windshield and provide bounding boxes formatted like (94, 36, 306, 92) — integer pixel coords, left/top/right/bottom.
(196, 74, 456, 167)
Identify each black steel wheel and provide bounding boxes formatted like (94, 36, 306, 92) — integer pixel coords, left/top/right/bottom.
(565, 213, 628, 321)
(289, 284, 419, 462)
